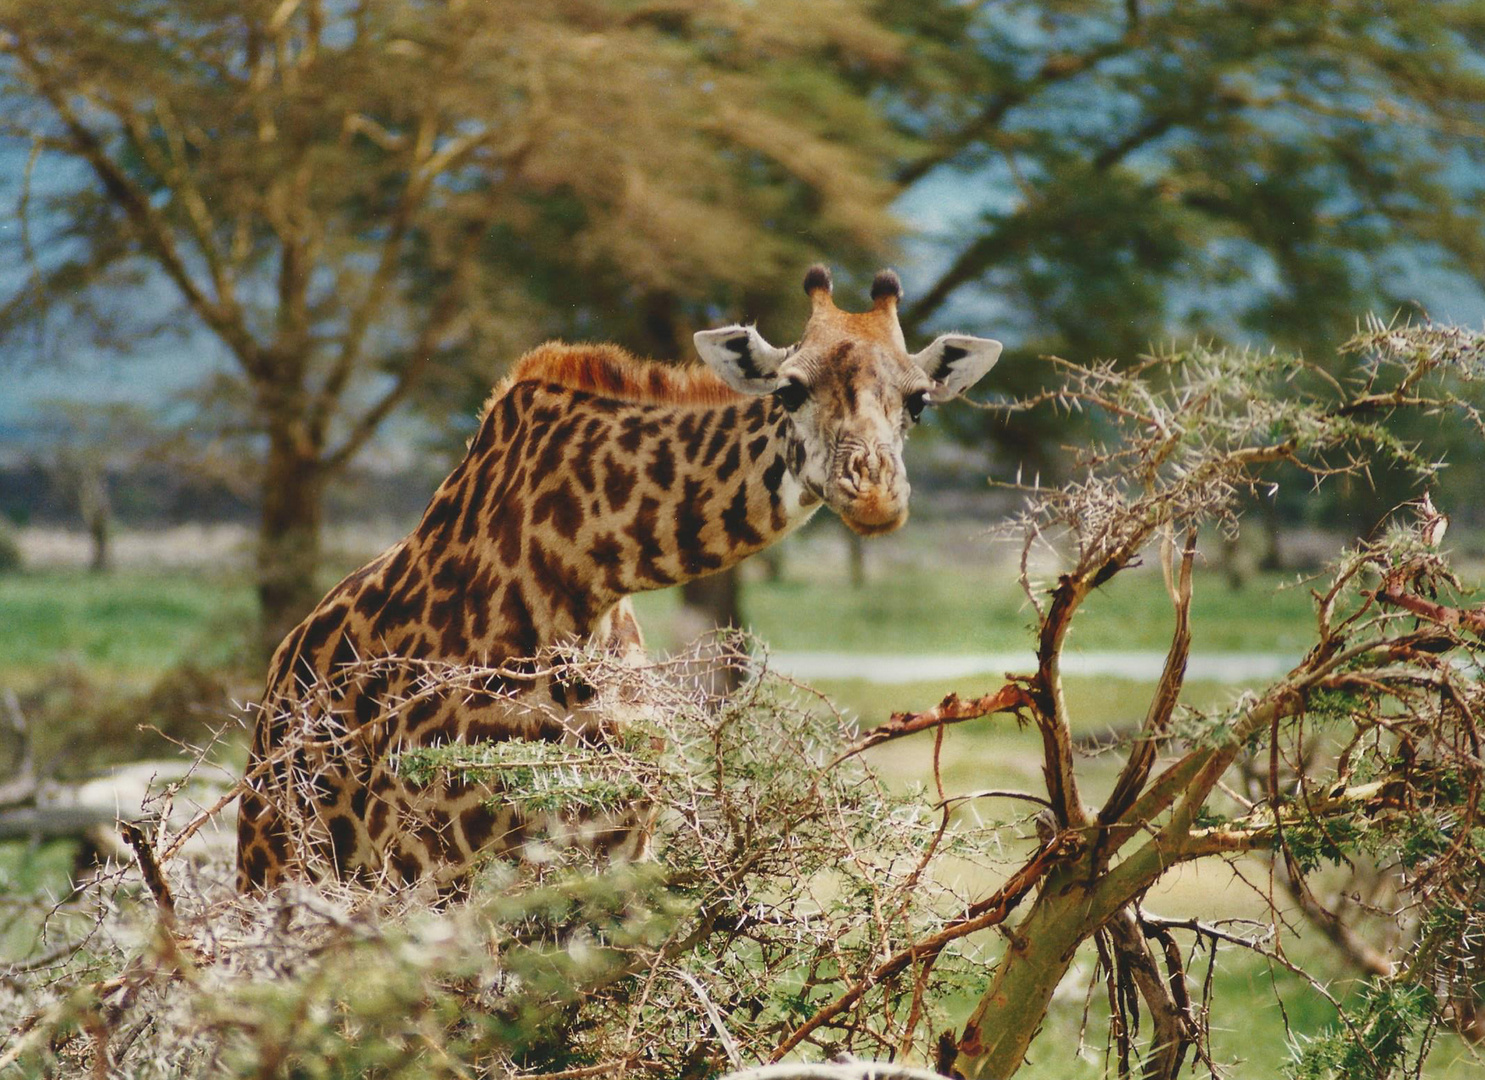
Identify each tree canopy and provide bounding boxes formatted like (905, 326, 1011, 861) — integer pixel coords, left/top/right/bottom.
(0, 0, 916, 644)
(899, 1, 1485, 352)
(885, 0, 1485, 502)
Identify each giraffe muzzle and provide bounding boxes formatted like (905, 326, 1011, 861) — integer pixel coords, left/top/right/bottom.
(831, 447, 910, 535)
(841, 497, 909, 536)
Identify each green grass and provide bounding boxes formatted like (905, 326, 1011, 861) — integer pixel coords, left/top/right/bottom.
(0, 840, 84, 962)
(0, 561, 1319, 690)
(807, 675, 1243, 737)
(1009, 934, 1483, 1079)
(0, 568, 256, 687)
(643, 563, 1317, 655)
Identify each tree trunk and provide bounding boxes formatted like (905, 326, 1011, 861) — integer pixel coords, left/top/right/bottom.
(952, 867, 1096, 1078)
(681, 570, 742, 630)
(1258, 496, 1283, 572)
(256, 432, 324, 659)
(680, 568, 745, 693)
(952, 839, 1177, 1078)
(79, 465, 111, 575)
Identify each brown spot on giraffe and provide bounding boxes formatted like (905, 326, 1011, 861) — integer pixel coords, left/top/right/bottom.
(235, 267, 1002, 892)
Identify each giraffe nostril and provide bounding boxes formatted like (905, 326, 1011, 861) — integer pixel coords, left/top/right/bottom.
(840, 445, 894, 488)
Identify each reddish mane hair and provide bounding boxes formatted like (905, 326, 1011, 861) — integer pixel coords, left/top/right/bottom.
(484, 342, 742, 417)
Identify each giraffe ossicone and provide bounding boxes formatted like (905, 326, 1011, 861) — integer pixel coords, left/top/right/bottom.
(235, 266, 1002, 892)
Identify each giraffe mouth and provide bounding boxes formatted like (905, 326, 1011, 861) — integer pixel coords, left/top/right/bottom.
(837, 491, 910, 536)
(842, 511, 908, 537)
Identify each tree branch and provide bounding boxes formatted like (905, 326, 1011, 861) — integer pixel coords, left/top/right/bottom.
(1374, 578, 1485, 638)
(1106, 907, 1191, 1080)
(117, 97, 238, 318)
(1032, 571, 1097, 829)
(310, 111, 433, 437)
(901, 85, 1246, 333)
(312, 99, 534, 448)
(319, 217, 486, 472)
(1099, 528, 1195, 828)
(896, 35, 1139, 187)
(722, 1064, 951, 1080)
(828, 683, 1035, 768)
(4, 34, 263, 373)
(769, 827, 1084, 1063)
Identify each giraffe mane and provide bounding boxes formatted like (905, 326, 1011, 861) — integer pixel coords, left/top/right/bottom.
(484, 342, 743, 419)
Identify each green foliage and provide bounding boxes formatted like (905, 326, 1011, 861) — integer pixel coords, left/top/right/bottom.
(396, 738, 650, 818)
(1395, 810, 1455, 871)
(1284, 815, 1367, 875)
(1289, 981, 1439, 1080)
(1305, 689, 1368, 729)
(898, 2, 1485, 354)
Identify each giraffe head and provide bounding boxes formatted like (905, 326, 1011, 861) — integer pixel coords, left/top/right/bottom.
(694, 265, 1002, 535)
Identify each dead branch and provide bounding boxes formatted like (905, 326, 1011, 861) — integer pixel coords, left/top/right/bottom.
(1099, 527, 1195, 828)
(1105, 907, 1191, 1080)
(828, 683, 1034, 767)
(1374, 576, 1485, 638)
(0, 688, 37, 807)
(119, 821, 176, 924)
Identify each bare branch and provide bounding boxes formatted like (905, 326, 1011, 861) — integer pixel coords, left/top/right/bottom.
(828, 683, 1034, 767)
(3, 35, 263, 372)
(721, 1065, 951, 1080)
(1098, 527, 1195, 829)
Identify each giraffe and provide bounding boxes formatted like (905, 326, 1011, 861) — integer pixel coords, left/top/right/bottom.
(235, 265, 1002, 892)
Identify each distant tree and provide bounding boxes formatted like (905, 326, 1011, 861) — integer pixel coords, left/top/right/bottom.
(41, 402, 160, 574)
(0, 0, 912, 652)
(890, 1, 1485, 480)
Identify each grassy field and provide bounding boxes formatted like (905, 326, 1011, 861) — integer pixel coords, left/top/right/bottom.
(1, 541, 1477, 1077)
(0, 567, 257, 686)
(0, 545, 1320, 688)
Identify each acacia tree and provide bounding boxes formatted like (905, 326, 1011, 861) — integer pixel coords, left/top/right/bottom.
(842, 323, 1484, 1079)
(0, 0, 908, 650)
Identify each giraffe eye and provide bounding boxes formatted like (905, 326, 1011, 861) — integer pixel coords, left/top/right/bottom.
(774, 379, 808, 412)
(905, 390, 927, 423)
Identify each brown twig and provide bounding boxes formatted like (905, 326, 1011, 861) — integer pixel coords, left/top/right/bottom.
(1373, 578, 1485, 638)
(828, 683, 1034, 768)
(119, 820, 176, 925)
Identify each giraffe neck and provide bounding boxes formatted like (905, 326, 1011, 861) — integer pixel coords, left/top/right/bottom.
(419, 377, 818, 646)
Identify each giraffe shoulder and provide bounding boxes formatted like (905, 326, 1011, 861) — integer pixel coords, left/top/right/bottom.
(482, 341, 741, 415)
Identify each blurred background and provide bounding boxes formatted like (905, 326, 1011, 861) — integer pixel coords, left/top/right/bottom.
(3, 4, 1485, 1071)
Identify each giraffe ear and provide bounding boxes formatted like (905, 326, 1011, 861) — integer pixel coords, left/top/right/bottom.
(912, 334, 1002, 401)
(694, 324, 788, 395)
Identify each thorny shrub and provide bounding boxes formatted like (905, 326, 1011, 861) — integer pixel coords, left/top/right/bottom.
(0, 647, 1006, 1078)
